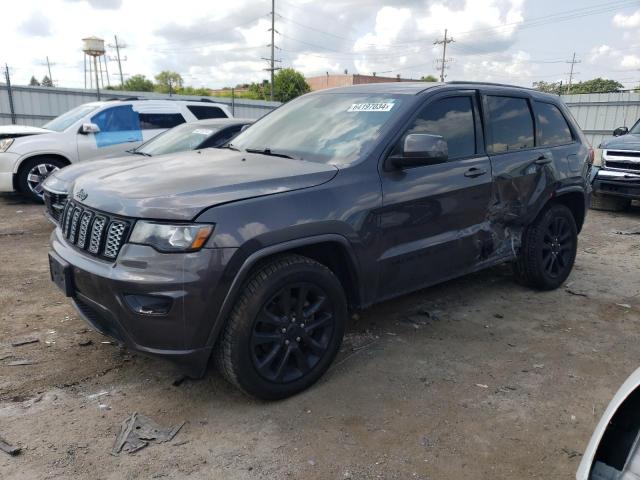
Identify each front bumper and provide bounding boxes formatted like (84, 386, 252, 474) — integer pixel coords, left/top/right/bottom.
(0, 152, 20, 192)
(50, 227, 237, 377)
(593, 168, 640, 199)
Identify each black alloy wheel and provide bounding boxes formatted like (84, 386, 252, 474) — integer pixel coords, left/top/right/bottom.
(251, 283, 335, 383)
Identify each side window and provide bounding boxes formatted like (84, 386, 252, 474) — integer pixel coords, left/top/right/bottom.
(187, 105, 228, 120)
(91, 105, 140, 132)
(139, 113, 186, 130)
(90, 105, 142, 147)
(535, 102, 573, 146)
(403, 96, 476, 160)
(486, 96, 534, 153)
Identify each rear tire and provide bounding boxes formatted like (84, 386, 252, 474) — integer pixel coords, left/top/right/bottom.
(513, 204, 578, 290)
(590, 193, 630, 212)
(17, 157, 67, 203)
(215, 254, 347, 400)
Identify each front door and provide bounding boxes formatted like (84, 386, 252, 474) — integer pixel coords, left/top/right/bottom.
(377, 92, 493, 299)
(76, 104, 143, 161)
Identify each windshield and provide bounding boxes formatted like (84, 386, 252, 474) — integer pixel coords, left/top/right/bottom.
(231, 93, 407, 165)
(43, 104, 99, 132)
(630, 119, 640, 134)
(137, 123, 220, 156)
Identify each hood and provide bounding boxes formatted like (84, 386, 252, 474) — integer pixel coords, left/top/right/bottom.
(599, 133, 640, 150)
(71, 149, 339, 220)
(0, 124, 50, 139)
(43, 154, 136, 193)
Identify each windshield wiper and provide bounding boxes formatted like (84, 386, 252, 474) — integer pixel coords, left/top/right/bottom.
(223, 143, 241, 151)
(245, 147, 295, 160)
(129, 150, 152, 157)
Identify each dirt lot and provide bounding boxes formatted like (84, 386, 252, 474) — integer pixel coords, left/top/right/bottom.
(1, 193, 639, 480)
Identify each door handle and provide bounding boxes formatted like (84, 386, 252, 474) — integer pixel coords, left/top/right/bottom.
(464, 167, 487, 178)
(534, 155, 552, 165)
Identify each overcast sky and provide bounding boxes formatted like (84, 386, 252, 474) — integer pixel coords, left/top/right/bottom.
(2, 0, 639, 90)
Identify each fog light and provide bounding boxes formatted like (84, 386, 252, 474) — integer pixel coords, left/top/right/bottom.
(123, 294, 172, 315)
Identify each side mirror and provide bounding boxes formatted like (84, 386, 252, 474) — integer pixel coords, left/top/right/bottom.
(390, 133, 448, 169)
(240, 124, 250, 132)
(613, 126, 628, 137)
(79, 123, 100, 134)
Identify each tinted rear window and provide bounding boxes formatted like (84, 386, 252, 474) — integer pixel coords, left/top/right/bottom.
(139, 113, 186, 130)
(187, 105, 228, 119)
(486, 96, 534, 153)
(535, 102, 573, 146)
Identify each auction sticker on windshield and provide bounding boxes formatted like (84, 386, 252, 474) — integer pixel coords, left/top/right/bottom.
(348, 102, 394, 112)
(192, 129, 214, 135)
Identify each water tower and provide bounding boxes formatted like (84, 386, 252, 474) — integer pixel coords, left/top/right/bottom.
(82, 36, 109, 99)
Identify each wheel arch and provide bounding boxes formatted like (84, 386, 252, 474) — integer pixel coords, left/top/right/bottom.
(549, 188, 587, 233)
(13, 153, 71, 190)
(206, 234, 362, 348)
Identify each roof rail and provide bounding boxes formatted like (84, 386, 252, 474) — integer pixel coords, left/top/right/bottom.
(104, 96, 221, 103)
(446, 81, 536, 91)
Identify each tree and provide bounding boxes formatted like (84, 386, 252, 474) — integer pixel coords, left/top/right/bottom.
(178, 86, 211, 96)
(421, 75, 438, 82)
(29, 76, 40, 86)
(273, 68, 310, 102)
(569, 78, 623, 94)
(122, 74, 154, 92)
(154, 71, 183, 94)
(41, 75, 53, 87)
(532, 81, 563, 95)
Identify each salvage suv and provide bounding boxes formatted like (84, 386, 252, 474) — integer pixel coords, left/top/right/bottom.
(591, 121, 640, 211)
(48, 82, 591, 400)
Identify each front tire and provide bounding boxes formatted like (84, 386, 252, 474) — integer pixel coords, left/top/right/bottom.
(215, 254, 347, 400)
(17, 157, 67, 203)
(514, 204, 578, 290)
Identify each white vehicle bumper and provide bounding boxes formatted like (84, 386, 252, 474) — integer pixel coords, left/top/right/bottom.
(0, 152, 20, 192)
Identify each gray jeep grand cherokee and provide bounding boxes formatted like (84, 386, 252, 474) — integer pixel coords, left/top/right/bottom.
(47, 82, 591, 399)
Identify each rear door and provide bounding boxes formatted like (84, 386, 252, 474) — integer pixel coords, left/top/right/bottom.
(482, 92, 557, 225)
(377, 90, 493, 299)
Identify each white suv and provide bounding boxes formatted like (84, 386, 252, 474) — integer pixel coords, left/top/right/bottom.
(0, 98, 232, 201)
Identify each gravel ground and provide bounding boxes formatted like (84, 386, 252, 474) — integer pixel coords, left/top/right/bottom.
(1, 192, 639, 480)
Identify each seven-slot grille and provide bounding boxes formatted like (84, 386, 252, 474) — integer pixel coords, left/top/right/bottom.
(60, 201, 130, 260)
(43, 190, 68, 223)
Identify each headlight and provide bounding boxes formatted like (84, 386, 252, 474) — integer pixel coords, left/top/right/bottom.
(130, 221, 214, 252)
(0, 138, 14, 152)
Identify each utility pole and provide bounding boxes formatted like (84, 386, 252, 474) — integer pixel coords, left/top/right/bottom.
(566, 52, 581, 94)
(108, 35, 126, 88)
(4, 64, 16, 124)
(45, 56, 54, 85)
(262, 0, 281, 101)
(434, 29, 454, 82)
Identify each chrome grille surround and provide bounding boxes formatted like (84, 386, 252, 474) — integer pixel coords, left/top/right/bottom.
(76, 211, 93, 249)
(104, 221, 127, 258)
(60, 202, 130, 260)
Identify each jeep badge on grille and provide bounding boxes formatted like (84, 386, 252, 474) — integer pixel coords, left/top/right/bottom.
(75, 189, 88, 201)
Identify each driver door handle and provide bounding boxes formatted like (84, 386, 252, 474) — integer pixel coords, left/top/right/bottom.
(464, 167, 488, 178)
(534, 155, 552, 165)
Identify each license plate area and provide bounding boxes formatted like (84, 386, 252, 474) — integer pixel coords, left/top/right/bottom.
(48, 252, 74, 297)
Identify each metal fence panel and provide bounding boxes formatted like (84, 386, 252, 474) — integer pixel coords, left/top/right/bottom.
(0, 84, 280, 126)
(2, 85, 639, 149)
(561, 92, 640, 147)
